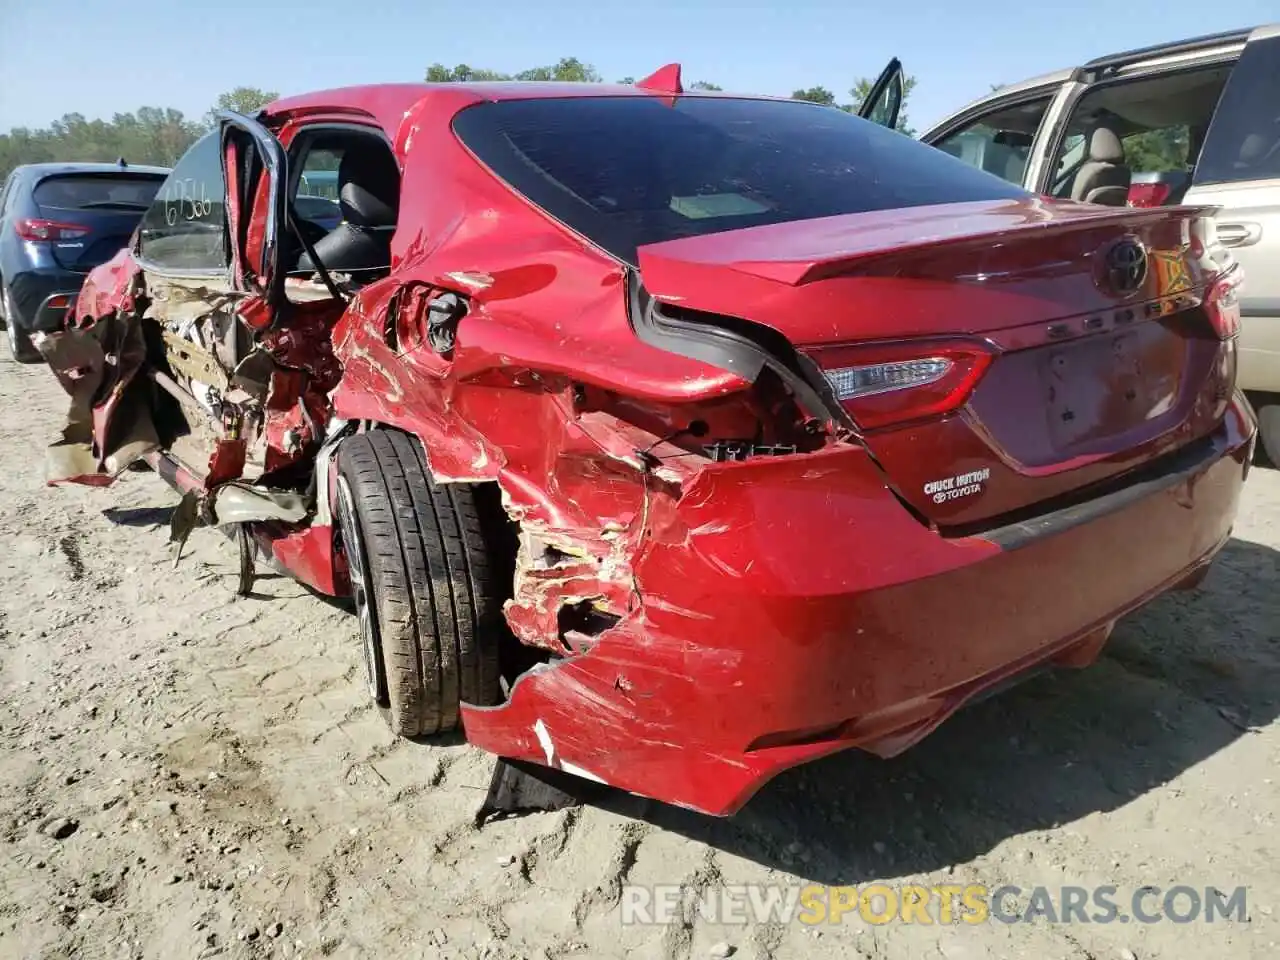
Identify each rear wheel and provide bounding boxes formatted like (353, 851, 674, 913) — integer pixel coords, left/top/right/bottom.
(2, 286, 40, 364)
(334, 429, 502, 737)
(1257, 402, 1280, 469)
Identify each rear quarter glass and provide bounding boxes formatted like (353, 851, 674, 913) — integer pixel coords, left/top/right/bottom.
(1193, 34, 1280, 185)
(452, 96, 1028, 265)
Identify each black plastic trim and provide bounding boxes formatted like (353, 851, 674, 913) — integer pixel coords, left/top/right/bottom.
(1241, 298, 1280, 317)
(972, 434, 1226, 551)
(624, 270, 853, 428)
(1083, 28, 1251, 71)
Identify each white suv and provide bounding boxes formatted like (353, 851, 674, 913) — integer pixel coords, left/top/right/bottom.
(920, 24, 1280, 463)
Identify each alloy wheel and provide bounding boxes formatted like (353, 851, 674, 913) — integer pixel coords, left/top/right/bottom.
(336, 475, 386, 703)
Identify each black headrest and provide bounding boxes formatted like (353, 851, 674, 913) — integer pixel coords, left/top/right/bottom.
(337, 147, 399, 227)
(340, 182, 396, 228)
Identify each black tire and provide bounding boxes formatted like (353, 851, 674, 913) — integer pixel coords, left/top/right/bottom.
(1257, 403, 1280, 469)
(2, 286, 40, 363)
(334, 429, 502, 737)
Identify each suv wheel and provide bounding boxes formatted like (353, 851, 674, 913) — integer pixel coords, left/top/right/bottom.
(334, 429, 502, 737)
(1257, 403, 1280, 469)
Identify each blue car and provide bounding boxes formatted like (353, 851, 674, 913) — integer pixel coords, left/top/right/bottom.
(0, 161, 169, 362)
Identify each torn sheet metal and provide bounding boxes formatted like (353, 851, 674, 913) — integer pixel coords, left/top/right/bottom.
(35, 307, 157, 485)
(169, 483, 310, 564)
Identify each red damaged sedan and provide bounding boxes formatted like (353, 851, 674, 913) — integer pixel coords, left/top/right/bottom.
(36, 62, 1255, 816)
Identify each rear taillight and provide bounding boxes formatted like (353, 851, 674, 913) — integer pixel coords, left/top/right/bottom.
(809, 340, 994, 430)
(14, 218, 90, 242)
(1205, 269, 1242, 339)
(1127, 182, 1172, 208)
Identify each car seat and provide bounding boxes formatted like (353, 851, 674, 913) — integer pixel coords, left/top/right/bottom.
(1070, 125, 1131, 206)
(296, 147, 400, 275)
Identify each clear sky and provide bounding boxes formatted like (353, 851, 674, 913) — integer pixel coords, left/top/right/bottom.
(0, 0, 1273, 135)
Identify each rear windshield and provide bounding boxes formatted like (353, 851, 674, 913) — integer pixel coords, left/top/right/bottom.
(453, 96, 1027, 263)
(34, 174, 165, 211)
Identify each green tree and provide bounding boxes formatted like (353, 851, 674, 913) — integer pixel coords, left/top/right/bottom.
(792, 86, 837, 106)
(792, 76, 918, 133)
(427, 57, 603, 84)
(205, 86, 279, 125)
(1124, 126, 1189, 172)
(515, 57, 602, 82)
(424, 63, 512, 82)
(0, 106, 205, 177)
(0, 86, 282, 179)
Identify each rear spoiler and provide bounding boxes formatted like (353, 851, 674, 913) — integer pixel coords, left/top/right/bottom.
(709, 202, 1222, 286)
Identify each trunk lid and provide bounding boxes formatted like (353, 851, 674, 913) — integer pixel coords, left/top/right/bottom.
(636, 197, 1238, 528)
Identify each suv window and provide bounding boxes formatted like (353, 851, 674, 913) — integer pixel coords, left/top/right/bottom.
(1046, 64, 1231, 197)
(294, 145, 343, 223)
(454, 96, 1027, 264)
(1195, 35, 1280, 184)
(931, 97, 1053, 185)
(137, 132, 228, 272)
(1052, 125, 1194, 193)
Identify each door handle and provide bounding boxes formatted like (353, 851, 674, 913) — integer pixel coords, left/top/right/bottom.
(1216, 222, 1263, 248)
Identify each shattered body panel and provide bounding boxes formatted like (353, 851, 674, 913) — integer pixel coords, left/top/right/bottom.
(37, 82, 1256, 816)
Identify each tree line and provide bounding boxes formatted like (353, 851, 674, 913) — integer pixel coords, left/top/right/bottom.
(1, 60, 1190, 185)
(1, 60, 916, 180)
(426, 58, 917, 132)
(0, 87, 280, 180)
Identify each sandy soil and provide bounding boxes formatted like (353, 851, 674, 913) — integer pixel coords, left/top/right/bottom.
(0, 353, 1276, 960)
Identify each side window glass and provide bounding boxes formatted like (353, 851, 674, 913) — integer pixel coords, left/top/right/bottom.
(1049, 65, 1231, 198)
(931, 97, 1052, 185)
(1053, 127, 1193, 188)
(137, 131, 228, 271)
(294, 147, 343, 229)
(1195, 35, 1280, 184)
(865, 73, 902, 129)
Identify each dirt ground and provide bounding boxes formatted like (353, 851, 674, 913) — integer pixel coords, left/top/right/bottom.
(0, 354, 1276, 960)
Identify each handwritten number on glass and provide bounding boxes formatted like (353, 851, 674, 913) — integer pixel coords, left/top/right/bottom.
(162, 178, 215, 226)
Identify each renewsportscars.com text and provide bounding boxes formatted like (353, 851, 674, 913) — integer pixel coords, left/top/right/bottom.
(621, 883, 1250, 927)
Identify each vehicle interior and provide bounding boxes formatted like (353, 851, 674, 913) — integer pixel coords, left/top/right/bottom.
(284, 128, 401, 298)
(1048, 64, 1233, 204)
(932, 97, 1052, 184)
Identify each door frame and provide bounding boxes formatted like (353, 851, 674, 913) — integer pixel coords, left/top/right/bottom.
(1031, 51, 1244, 197)
(215, 109, 289, 312)
(857, 57, 904, 130)
(921, 81, 1077, 190)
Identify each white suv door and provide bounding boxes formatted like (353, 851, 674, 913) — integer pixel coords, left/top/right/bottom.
(1181, 27, 1280, 461)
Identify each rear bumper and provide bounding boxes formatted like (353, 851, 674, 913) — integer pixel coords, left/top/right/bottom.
(9, 269, 84, 331)
(461, 396, 1256, 816)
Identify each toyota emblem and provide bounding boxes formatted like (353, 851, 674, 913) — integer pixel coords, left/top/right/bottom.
(1100, 237, 1148, 296)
